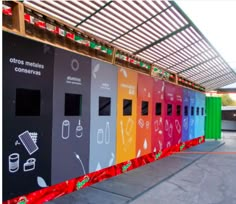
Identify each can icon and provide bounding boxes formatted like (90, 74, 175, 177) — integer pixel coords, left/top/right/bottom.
(9, 153, 19, 173)
(62, 120, 70, 139)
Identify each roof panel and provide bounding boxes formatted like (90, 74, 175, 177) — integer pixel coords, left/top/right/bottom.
(79, 24, 113, 41)
(144, 1, 163, 13)
(202, 73, 236, 86)
(170, 6, 188, 25)
(23, 0, 236, 90)
(188, 62, 228, 80)
(207, 79, 236, 90)
(114, 39, 139, 52)
(24, 1, 76, 25)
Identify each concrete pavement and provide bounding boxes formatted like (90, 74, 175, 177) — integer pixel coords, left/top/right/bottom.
(47, 132, 235, 204)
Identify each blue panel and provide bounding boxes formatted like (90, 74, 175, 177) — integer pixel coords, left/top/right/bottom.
(194, 92, 201, 138)
(182, 88, 190, 142)
(188, 90, 195, 140)
(199, 93, 205, 136)
(193, 92, 205, 138)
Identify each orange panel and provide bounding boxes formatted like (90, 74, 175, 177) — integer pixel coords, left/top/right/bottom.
(116, 67, 137, 164)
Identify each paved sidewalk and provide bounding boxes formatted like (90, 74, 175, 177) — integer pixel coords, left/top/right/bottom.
(130, 132, 236, 204)
(47, 132, 236, 204)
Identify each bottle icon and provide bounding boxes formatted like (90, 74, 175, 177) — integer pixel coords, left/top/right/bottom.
(76, 119, 83, 138)
(183, 118, 188, 130)
(168, 123, 173, 138)
(105, 122, 110, 144)
(62, 120, 70, 139)
(154, 120, 159, 132)
(165, 120, 169, 131)
(126, 118, 134, 136)
(97, 129, 104, 144)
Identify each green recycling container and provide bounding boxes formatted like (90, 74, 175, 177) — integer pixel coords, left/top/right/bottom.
(205, 97, 222, 139)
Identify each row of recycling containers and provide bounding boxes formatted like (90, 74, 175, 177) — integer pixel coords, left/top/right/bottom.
(3, 31, 221, 201)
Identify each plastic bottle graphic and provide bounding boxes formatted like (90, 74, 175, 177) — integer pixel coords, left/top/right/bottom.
(154, 120, 159, 132)
(168, 123, 173, 138)
(62, 120, 70, 139)
(183, 118, 188, 130)
(165, 120, 169, 131)
(105, 122, 110, 144)
(97, 129, 104, 144)
(159, 117, 163, 125)
(126, 118, 134, 136)
(76, 119, 83, 138)
(191, 119, 194, 126)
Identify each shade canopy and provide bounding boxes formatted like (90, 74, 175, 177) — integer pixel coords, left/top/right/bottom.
(24, 0, 236, 90)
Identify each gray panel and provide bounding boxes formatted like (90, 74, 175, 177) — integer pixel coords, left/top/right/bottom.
(89, 59, 117, 172)
(51, 48, 91, 184)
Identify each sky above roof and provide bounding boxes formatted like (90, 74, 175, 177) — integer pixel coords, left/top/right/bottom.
(176, 0, 236, 88)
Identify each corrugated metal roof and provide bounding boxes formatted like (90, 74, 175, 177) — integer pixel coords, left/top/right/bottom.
(24, 0, 236, 90)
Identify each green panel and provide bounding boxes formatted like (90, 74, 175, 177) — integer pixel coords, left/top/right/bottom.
(205, 97, 222, 139)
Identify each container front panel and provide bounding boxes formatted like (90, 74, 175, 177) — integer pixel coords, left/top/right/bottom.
(205, 97, 222, 139)
(116, 67, 137, 164)
(89, 59, 117, 172)
(199, 93, 206, 136)
(194, 92, 201, 138)
(136, 74, 153, 157)
(188, 90, 196, 140)
(173, 86, 183, 145)
(3, 32, 54, 200)
(163, 82, 176, 149)
(182, 88, 190, 142)
(51, 48, 91, 184)
(152, 79, 165, 152)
